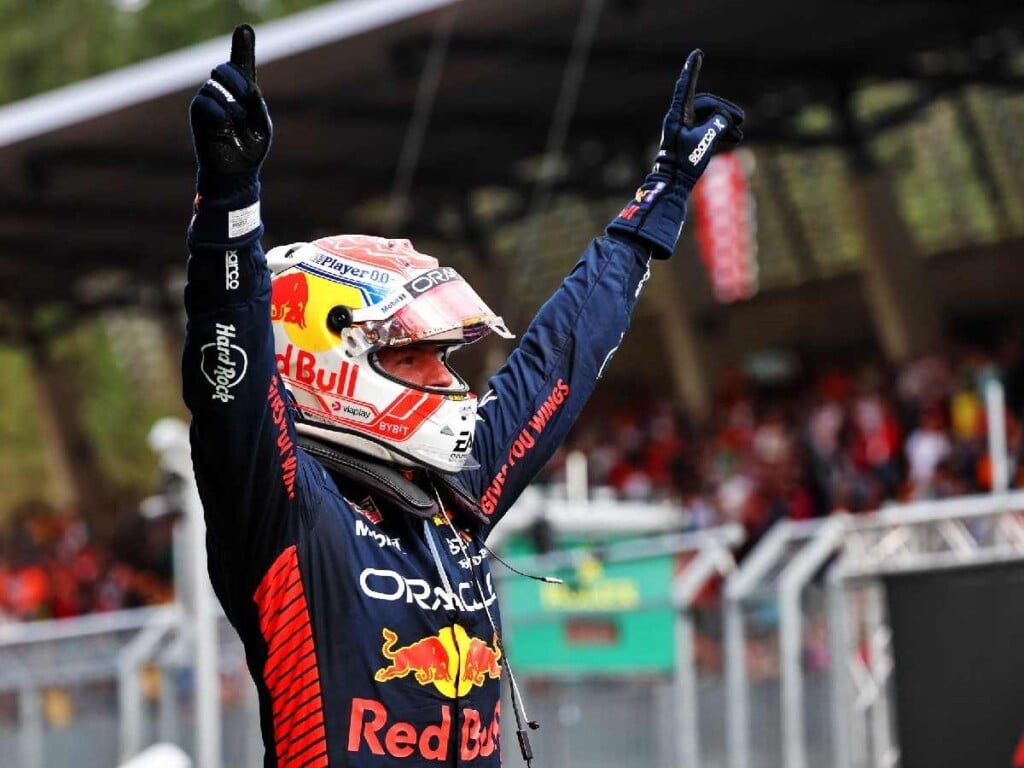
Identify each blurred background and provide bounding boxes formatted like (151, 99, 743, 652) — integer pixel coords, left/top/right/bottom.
(0, 0, 1023, 766)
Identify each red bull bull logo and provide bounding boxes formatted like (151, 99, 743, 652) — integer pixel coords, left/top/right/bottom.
(463, 635, 502, 687)
(374, 625, 501, 698)
(271, 268, 366, 353)
(270, 271, 309, 328)
(375, 628, 452, 685)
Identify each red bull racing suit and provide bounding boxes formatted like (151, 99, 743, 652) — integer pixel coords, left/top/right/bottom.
(182, 181, 653, 766)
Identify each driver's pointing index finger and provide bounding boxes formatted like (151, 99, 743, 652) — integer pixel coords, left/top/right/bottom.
(230, 23, 257, 84)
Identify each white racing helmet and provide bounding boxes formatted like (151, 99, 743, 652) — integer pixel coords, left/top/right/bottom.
(265, 235, 512, 473)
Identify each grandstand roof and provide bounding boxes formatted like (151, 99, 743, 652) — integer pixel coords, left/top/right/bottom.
(0, 0, 1021, 324)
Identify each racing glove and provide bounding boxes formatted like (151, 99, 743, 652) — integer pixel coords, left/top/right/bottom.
(606, 49, 744, 258)
(188, 24, 272, 246)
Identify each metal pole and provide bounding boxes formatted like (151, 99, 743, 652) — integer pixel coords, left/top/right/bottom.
(18, 685, 43, 768)
(722, 595, 748, 768)
(119, 622, 175, 761)
(986, 378, 1009, 493)
(187, 467, 221, 768)
(173, 514, 191, 613)
(513, 524, 744, 573)
(149, 418, 221, 768)
(675, 610, 700, 768)
(565, 450, 588, 503)
(120, 658, 143, 761)
(724, 520, 823, 768)
(384, 4, 459, 233)
(159, 633, 191, 749)
(158, 663, 179, 746)
(826, 571, 852, 768)
(673, 545, 736, 768)
(849, 588, 869, 768)
(778, 585, 805, 768)
(866, 585, 895, 768)
(778, 518, 847, 768)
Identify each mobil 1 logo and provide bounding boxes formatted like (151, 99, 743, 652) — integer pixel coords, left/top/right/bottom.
(200, 323, 248, 403)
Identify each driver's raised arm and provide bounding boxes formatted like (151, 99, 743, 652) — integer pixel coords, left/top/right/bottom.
(181, 26, 307, 559)
(461, 50, 745, 526)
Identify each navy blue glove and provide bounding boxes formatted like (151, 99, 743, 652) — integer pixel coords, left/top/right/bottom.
(606, 50, 745, 258)
(189, 24, 272, 199)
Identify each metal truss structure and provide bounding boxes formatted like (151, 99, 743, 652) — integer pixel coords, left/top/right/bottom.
(828, 490, 1024, 768)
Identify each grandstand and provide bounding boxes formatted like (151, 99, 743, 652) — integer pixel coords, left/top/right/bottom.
(0, 0, 1023, 766)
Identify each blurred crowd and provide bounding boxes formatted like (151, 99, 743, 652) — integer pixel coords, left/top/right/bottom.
(3, 337, 1023, 622)
(0, 500, 174, 622)
(539, 337, 1024, 552)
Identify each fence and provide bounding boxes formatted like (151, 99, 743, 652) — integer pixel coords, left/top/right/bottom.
(5, 493, 1024, 766)
(496, 524, 745, 768)
(0, 606, 260, 768)
(498, 490, 1024, 768)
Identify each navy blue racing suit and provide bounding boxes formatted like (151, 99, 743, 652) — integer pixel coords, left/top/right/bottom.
(182, 180, 652, 766)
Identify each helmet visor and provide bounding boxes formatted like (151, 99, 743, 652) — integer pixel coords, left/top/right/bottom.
(345, 272, 513, 356)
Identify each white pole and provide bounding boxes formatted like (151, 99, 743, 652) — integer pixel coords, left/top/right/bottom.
(118, 622, 174, 761)
(149, 419, 221, 768)
(184, 452, 221, 768)
(18, 685, 43, 768)
(722, 596, 749, 768)
(565, 450, 589, 503)
(674, 611, 700, 768)
(985, 378, 1009, 493)
(778, 518, 847, 768)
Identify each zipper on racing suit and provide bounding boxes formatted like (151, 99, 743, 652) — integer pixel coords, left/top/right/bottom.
(425, 491, 539, 767)
(422, 519, 464, 767)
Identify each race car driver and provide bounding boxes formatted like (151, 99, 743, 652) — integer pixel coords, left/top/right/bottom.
(183, 23, 743, 768)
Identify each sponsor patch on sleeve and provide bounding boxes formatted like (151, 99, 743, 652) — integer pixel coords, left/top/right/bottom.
(228, 201, 261, 239)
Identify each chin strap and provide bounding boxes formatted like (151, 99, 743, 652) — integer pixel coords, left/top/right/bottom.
(297, 435, 490, 526)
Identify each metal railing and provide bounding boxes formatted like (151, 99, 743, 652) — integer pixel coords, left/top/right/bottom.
(0, 605, 259, 768)
(827, 490, 1024, 768)
(7, 493, 1024, 768)
(499, 524, 746, 768)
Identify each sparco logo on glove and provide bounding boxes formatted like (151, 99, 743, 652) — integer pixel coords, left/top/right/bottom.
(688, 126, 718, 166)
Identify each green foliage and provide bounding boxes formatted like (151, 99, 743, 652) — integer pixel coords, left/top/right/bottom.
(0, 346, 55, 516)
(873, 95, 1005, 254)
(774, 146, 866, 276)
(0, 0, 332, 105)
(49, 316, 174, 494)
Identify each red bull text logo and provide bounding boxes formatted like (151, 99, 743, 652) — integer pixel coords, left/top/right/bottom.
(374, 625, 501, 698)
(350, 625, 502, 761)
(276, 343, 358, 397)
(348, 698, 500, 762)
(271, 271, 309, 328)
